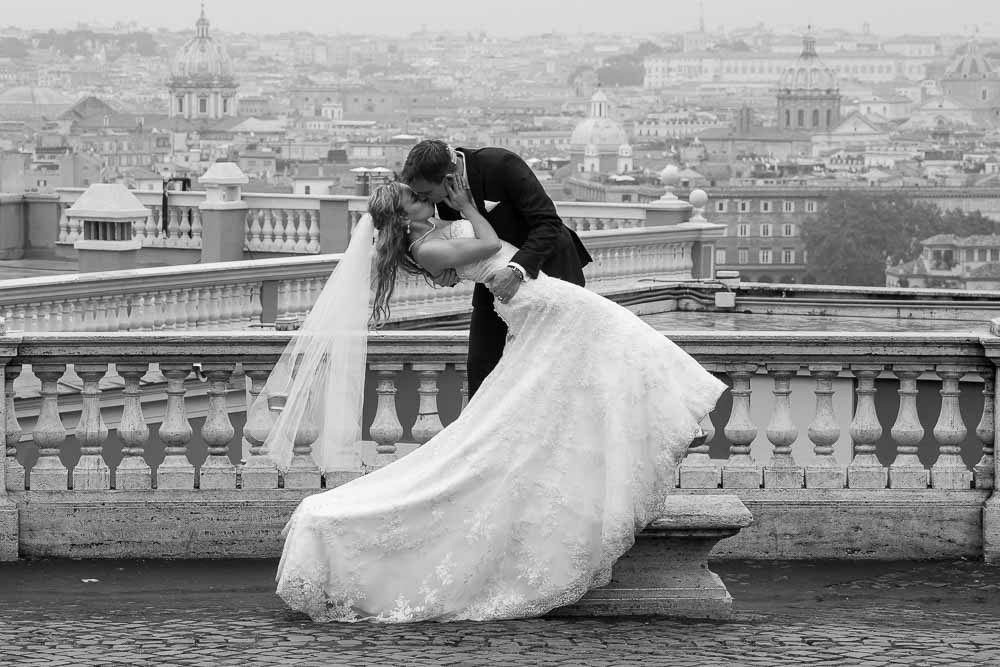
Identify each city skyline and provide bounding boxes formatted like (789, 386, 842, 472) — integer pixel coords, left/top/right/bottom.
(2, 0, 996, 38)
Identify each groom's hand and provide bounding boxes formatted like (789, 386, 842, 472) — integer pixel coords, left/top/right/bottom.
(432, 269, 460, 288)
(487, 267, 522, 303)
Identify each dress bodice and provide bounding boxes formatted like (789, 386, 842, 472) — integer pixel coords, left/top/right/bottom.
(436, 219, 518, 284)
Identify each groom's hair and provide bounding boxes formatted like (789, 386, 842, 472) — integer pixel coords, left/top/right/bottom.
(401, 139, 454, 185)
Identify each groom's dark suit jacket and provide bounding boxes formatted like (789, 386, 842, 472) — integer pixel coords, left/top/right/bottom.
(433, 146, 593, 396)
(434, 147, 593, 308)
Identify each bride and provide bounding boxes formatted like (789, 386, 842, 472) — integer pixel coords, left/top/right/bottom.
(267, 177, 727, 623)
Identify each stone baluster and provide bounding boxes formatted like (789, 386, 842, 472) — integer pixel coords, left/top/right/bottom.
(248, 283, 263, 326)
(100, 295, 118, 332)
(456, 363, 469, 411)
(132, 217, 146, 244)
(262, 210, 277, 251)
(157, 364, 195, 489)
(292, 211, 309, 252)
(679, 404, 720, 489)
(721, 364, 760, 488)
(151, 292, 166, 330)
(411, 364, 446, 445)
(973, 368, 995, 490)
(282, 398, 323, 491)
(763, 364, 803, 488)
(38, 303, 52, 332)
(72, 363, 110, 490)
(145, 210, 159, 243)
(191, 208, 203, 247)
(930, 366, 972, 489)
(166, 207, 180, 243)
(241, 364, 279, 489)
(29, 364, 68, 490)
(49, 301, 65, 332)
(247, 209, 261, 250)
(805, 364, 845, 488)
(116, 363, 152, 490)
(4, 365, 24, 491)
(184, 289, 199, 329)
(846, 365, 887, 488)
(178, 208, 192, 245)
(165, 290, 181, 329)
(369, 363, 404, 469)
(306, 210, 320, 253)
(888, 366, 928, 488)
(199, 364, 237, 489)
(205, 287, 221, 329)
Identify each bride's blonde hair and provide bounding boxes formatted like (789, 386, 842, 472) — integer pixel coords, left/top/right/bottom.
(368, 182, 429, 324)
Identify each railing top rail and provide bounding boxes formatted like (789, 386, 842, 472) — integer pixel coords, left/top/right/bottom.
(737, 281, 1000, 302)
(7, 330, 993, 368)
(0, 254, 344, 304)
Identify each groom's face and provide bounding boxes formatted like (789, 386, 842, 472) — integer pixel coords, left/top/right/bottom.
(407, 177, 447, 205)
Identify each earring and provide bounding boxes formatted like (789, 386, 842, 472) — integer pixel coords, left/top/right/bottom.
(406, 221, 411, 234)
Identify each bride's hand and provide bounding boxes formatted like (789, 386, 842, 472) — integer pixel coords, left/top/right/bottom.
(442, 175, 475, 215)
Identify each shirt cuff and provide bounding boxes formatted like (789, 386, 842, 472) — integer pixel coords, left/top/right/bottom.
(507, 261, 530, 281)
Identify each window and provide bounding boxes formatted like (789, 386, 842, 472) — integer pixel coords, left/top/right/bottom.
(760, 223, 772, 237)
(737, 248, 749, 264)
(978, 249, 988, 261)
(176, 96, 184, 113)
(738, 200, 749, 213)
(223, 98, 229, 113)
(797, 109, 805, 127)
(715, 200, 727, 212)
(759, 248, 773, 264)
(783, 200, 794, 213)
(715, 248, 727, 265)
(761, 201, 771, 213)
(812, 109, 819, 127)
(805, 200, 817, 213)
(621, 194, 632, 202)
(783, 223, 795, 236)
(199, 97, 207, 114)
(992, 249, 1000, 261)
(737, 223, 750, 237)
(782, 249, 795, 264)
(967, 249, 976, 261)
(784, 109, 790, 127)
(304, 185, 311, 195)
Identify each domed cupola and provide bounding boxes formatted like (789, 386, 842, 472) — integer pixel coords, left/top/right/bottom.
(168, 3, 239, 121)
(776, 30, 841, 131)
(570, 89, 631, 174)
(940, 39, 1000, 106)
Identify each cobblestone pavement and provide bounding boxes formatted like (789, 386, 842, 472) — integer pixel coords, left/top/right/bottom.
(1, 559, 998, 666)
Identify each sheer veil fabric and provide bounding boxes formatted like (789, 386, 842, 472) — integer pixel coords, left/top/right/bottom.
(245, 214, 375, 474)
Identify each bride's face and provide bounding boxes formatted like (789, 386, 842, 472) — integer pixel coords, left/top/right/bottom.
(401, 190, 434, 224)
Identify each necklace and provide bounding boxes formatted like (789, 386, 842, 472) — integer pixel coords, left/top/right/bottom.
(408, 218, 438, 252)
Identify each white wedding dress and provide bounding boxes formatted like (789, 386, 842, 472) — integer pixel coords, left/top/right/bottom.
(275, 219, 727, 622)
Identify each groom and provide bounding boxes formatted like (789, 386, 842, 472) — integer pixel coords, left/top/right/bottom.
(401, 140, 592, 397)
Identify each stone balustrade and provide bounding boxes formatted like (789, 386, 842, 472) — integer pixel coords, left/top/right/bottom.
(52, 190, 655, 257)
(1, 329, 998, 562)
(243, 194, 321, 254)
(57, 189, 205, 250)
(0, 217, 721, 333)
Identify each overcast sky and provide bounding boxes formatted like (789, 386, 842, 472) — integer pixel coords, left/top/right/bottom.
(3, 0, 996, 37)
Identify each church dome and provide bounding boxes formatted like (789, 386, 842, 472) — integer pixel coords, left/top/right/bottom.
(170, 7, 234, 86)
(944, 42, 997, 80)
(570, 117, 627, 148)
(778, 33, 838, 93)
(570, 89, 627, 148)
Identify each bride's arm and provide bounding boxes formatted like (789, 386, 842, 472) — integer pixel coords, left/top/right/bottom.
(412, 176, 501, 276)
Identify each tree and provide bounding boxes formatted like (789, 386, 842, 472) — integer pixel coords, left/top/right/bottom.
(801, 191, 943, 286)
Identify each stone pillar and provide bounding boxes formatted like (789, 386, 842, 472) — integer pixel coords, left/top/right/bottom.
(0, 321, 21, 560)
(319, 197, 352, 253)
(645, 165, 692, 227)
(981, 321, 1000, 564)
(198, 162, 249, 264)
(0, 194, 25, 260)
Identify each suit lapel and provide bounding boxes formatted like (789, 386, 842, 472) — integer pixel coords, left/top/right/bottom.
(458, 148, 485, 214)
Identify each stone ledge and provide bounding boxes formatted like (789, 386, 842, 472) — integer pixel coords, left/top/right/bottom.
(554, 494, 753, 620)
